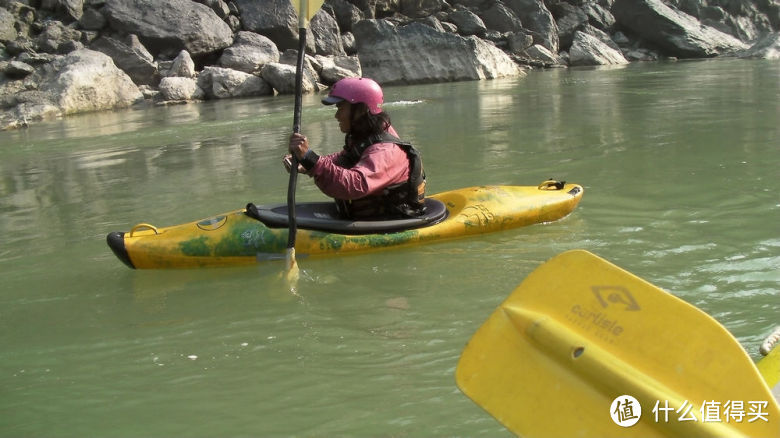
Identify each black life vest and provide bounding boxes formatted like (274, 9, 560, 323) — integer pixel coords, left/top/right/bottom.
(336, 132, 427, 219)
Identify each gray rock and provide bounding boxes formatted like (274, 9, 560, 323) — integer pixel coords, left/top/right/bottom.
(552, 3, 588, 50)
(4, 60, 35, 78)
(5, 37, 36, 57)
(503, 0, 559, 53)
(16, 52, 57, 66)
(159, 76, 204, 101)
(78, 7, 107, 30)
(1, 100, 61, 130)
(480, 2, 523, 34)
(315, 54, 361, 84)
(353, 20, 523, 84)
(260, 62, 317, 94)
(36, 20, 82, 54)
(91, 34, 158, 85)
(197, 66, 274, 99)
(417, 15, 446, 32)
(739, 31, 780, 59)
(235, 0, 314, 52)
(523, 44, 563, 65)
(278, 48, 321, 88)
(400, 0, 446, 19)
(219, 31, 280, 74)
(326, 0, 365, 32)
(568, 30, 629, 65)
(1, 7, 16, 43)
(103, 0, 233, 58)
(440, 21, 457, 33)
(612, 0, 749, 58)
(168, 50, 196, 78)
(38, 48, 143, 115)
(311, 9, 346, 55)
(373, 0, 402, 18)
(341, 31, 357, 54)
(507, 31, 534, 53)
(622, 46, 660, 61)
(448, 9, 487, 36)
(581, 24, 620, 51)
(582, 3, 615, 31)
(41, 0, 84, 21)
(193, 0, 230, 19)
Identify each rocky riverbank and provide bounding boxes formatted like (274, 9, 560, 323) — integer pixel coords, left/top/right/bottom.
(1, 0, 779, 130)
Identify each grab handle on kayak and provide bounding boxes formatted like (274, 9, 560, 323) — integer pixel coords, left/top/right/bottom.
(538, 179, 566, 190)
(129, 223, 159, 237)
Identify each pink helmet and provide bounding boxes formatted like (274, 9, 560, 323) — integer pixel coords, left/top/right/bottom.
(322, 77, 384, 114)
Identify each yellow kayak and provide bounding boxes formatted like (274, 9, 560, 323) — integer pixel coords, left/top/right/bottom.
(106, 181, 583, 269)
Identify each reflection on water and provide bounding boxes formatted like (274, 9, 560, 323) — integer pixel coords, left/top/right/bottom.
(0, 58, 778, 437)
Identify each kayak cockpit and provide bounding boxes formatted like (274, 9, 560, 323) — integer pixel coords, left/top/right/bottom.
(245, 198, 448, 234)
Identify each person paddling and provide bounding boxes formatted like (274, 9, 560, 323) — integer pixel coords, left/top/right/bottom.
(285, 77, 427, 220)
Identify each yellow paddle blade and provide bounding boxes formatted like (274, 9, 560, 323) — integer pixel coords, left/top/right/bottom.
(456, 249, 780, 437)
(290, 0, 324, 28)
(757, 343, 780, 395)
(285, 248, 299, 292)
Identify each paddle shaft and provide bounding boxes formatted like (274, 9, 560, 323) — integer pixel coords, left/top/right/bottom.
(286, 26, 307, 250)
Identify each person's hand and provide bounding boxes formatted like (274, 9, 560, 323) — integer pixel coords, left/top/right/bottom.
(289, 133, 309, 160)
(282, 154, 307, 174)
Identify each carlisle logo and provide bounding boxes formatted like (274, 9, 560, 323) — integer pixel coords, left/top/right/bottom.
(592, 286, 641, 311)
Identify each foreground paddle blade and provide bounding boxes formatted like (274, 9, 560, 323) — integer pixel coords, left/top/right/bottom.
(285, 248, 299, 290)
(456, 250, 780, 437)
(757, 343, 780, 395)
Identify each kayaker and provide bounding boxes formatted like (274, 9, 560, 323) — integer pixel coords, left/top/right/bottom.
(285, 77, 427, 220)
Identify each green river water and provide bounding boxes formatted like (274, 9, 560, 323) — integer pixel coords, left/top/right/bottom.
(1, 58, 778, 437)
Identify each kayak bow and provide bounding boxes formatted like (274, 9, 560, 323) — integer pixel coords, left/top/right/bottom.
(107, 181, 583, 269)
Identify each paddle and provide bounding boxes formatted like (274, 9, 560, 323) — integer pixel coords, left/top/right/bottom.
(456, 250, 780, 437)
(285, 0, 323, 283)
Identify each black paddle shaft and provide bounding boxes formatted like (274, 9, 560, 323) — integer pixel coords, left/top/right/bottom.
(287, 27, 307, 249)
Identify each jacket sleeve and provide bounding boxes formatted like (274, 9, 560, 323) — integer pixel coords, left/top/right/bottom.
(309, 143, 410, 200)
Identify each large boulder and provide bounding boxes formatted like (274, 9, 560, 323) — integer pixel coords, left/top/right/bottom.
(159, 76, 205, 101)
(479, 2, 524, 34)
(448, 9, 487, 36)
(234, 0, 314, 52)
(90, 34, 158, 85)
(311, 9, 346, 55)
(503, 0, 558, 54)
(1, 7, 16, 43)
(612, 0, 749, 58)
(103, 0, 233, 59)
(197, 66, 274, 99)
(326, 0, 365, 32)
(582, 3, 615, 32)
(41, 0, 84, 21)
(353, 20, 523, 84)
(315, 54, 361, 84)
(260, 62, 318, 94)
(552, 2, 588, 50)
(568, 31, 629, 65)
(38, 49, 143, 114)
(218, 31, 280, 74)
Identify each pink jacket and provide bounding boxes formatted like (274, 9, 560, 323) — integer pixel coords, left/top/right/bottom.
(308, 127, 410, 201)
